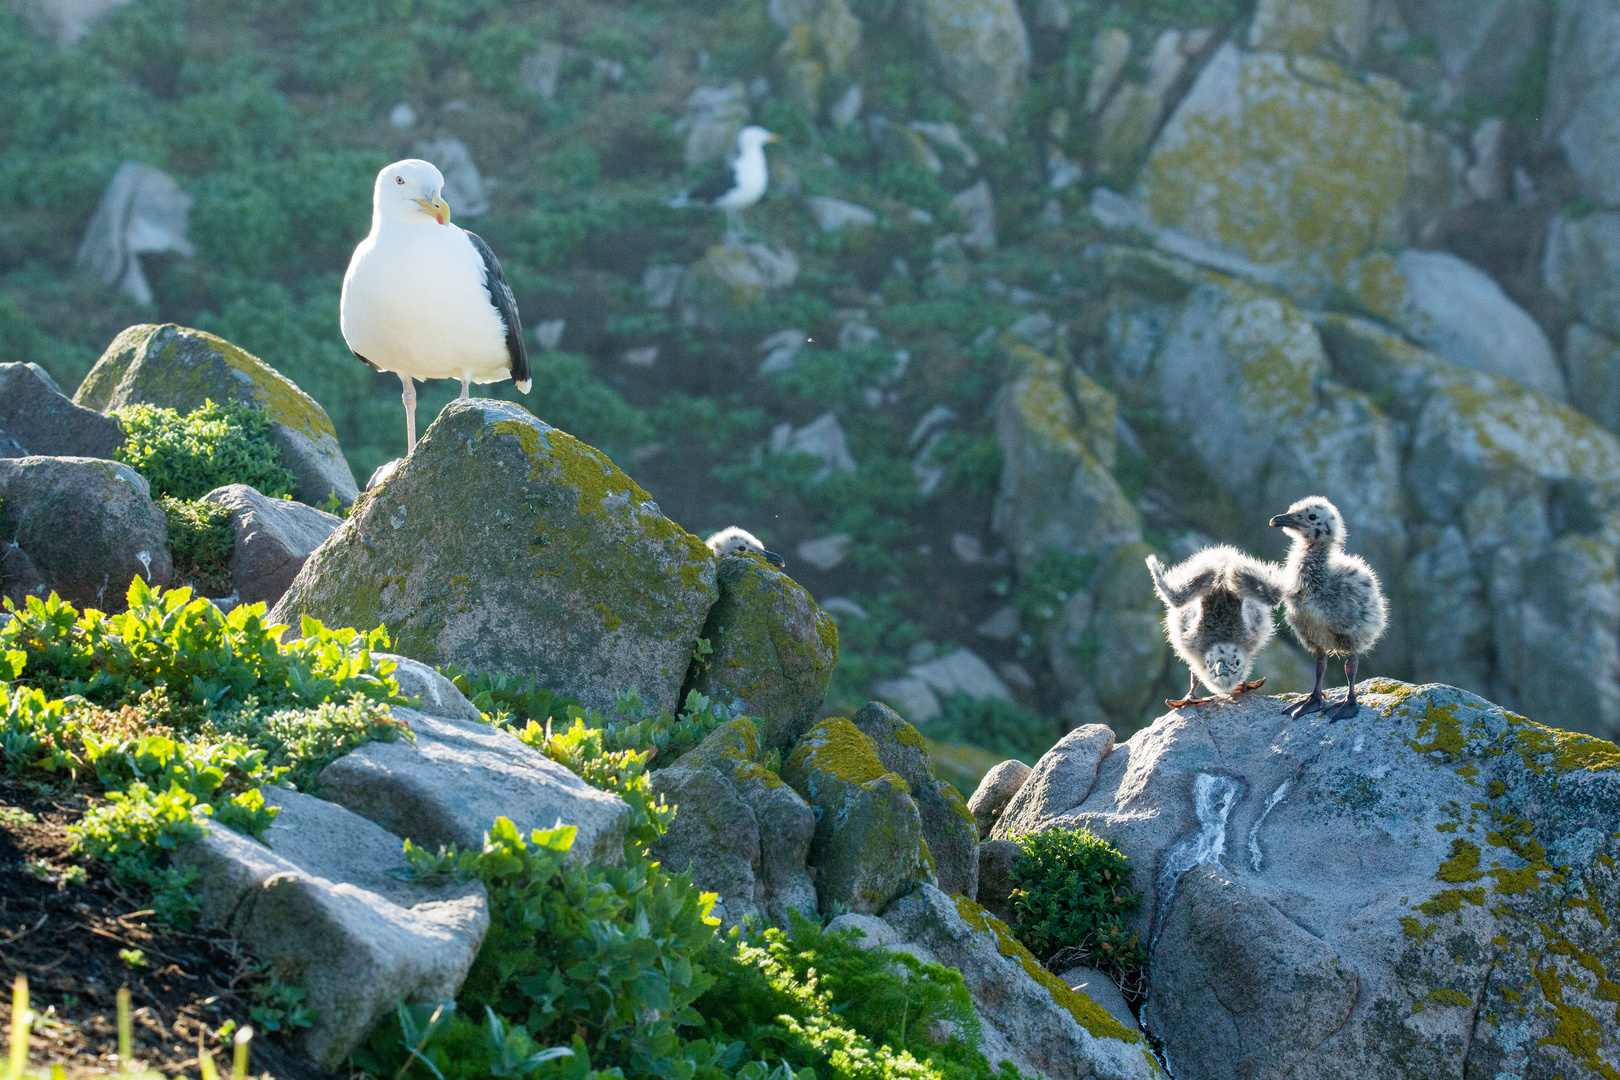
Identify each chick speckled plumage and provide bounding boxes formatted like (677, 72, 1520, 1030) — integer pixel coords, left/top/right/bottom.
(1269, 496, 1389, 721)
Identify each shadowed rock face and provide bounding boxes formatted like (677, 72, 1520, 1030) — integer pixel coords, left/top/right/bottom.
(271, 399, 718, 714)
(0, 456, 171, 610)
(1025, 681, 1620, 1080)
(0, 363, 124, 460)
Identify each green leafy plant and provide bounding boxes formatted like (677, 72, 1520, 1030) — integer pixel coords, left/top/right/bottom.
(248, 979, 318, 1033)
(112, 400, 297, 501)
(159, 497, 234, 595)
(1007, 827, 1145, 984)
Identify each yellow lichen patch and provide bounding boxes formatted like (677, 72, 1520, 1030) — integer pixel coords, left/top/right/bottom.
(1408, 702, 1469, 757)
(951, 896, 1144, 1046)
(1417, 887, 1485, 917)
(1436, 840, 1484, 883)
(1421, 988, 1473, 1010)
(1399, 916, 1437, 943)
(787, 717, 894, 789)
(1533, 963, 1620, 1078)
(1504, 713, 1620, 775)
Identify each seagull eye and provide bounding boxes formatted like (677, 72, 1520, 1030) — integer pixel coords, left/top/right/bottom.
(395, 176, 404, 185)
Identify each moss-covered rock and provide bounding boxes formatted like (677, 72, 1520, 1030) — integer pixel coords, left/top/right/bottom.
(783, 716, 931, 914)
(687, 553, 838, 752)
(851, 700, 979, 898)
(74, 324, 358, 509)
(650, 718, 818, 927)
(992, 340, 1141, 573)
(270, 399, 718, 714)
(1137, 44, 1455, 303)
(902, 0, 1030, 137)
(0, 456, 172, 610)
(1057, 681, 1620, 1079)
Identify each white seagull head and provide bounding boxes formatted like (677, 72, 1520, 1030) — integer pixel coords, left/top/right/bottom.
(373, 159, 452, 226)
(736, 126, 779, 155)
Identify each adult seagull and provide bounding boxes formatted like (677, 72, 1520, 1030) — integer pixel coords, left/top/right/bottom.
(341, 159, 530, 452)
(671, 126, 778, 236)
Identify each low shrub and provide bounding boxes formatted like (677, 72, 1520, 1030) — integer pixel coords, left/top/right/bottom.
(112, 399, 297, 501)
(1007, 827, 1145, 985)
(160, 496, 234, 595)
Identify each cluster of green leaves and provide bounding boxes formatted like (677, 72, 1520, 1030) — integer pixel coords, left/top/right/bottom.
(918, 695, 1059, 765)
(112, 400, 297, 501)
(0, 581, 407, 929)
(1, 579, 400, 714)
(364, 818, 1013, 1080)
(159, 496, 234, 594)
(1007, 828, 1145, 982)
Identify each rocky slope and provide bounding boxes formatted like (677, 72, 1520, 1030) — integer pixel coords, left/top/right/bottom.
(7, 0, 1620, 759)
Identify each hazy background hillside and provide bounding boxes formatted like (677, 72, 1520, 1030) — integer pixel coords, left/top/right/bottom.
(7, 0, 1620, 771)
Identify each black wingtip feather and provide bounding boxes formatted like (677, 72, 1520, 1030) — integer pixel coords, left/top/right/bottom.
(463, 229, 528, 386)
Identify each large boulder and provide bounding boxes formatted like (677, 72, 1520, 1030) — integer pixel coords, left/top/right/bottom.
(74, 324, 357, 509)
(1544, 0, 1620, 206)
(990, 724, 1114, 840)
(73, 163, 194, 304)
(0, 363, 124, 459)
(1344, 248, 1565, 402)
(0, 456, 171, 610)
(1563, 323, 1620, 438)
(272, 400, 718, 715)
(782, 717, 931, 914)
(850, 701, 979, 898)
(687, 552, 838, 751)
(649, 718, 817, 927)
(1135, 44, 1455, 302)
(1024, 682, 1620, 1080)
(879, 887, 1162, 1080)
(174, 788, 488, 1071)
(991, 341, 1141, 572)
(1544, 211, 1620, 341)
(199, 484, 341, 607)
(316, 707, 632, 866)
(1397, 0, 1545, 100)
(902, 0, 1030, 136)
(966, 758, 1030, 838)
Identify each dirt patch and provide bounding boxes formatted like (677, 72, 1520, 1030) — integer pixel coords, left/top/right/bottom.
(0, 777, 332, 1080)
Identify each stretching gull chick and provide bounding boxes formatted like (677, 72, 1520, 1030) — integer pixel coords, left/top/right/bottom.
(1147, 546, 1277, 708)
(341, 159, 530, 453)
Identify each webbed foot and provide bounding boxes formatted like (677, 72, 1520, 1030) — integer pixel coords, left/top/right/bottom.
(1325, 697, 1361, 722)
(1282, 693, 1326, 719)
(1231, 678, 1267, 696)
(1166, 696, 1216, 709)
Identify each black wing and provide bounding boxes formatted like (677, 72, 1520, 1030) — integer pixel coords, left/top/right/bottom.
(464, 229, 529, 387)
(686, 161, 738, 204)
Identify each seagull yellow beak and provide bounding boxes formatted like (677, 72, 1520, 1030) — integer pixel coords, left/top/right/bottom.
(765, 132, 780, 143)
(414, 196, 451, 225)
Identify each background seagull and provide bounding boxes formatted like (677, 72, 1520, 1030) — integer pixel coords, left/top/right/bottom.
(670, 126, 778, 237)
(341, 158, 530, 452)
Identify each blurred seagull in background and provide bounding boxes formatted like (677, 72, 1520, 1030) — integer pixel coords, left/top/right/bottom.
(669, 126, 778, 237)
(341, 158, 529, 452)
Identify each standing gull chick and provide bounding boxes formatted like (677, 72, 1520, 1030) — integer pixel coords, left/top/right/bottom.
(670, 126, 779, 237)
(341, 159, 530, 453)
(1268, 496, 1388, 720)
(1146, 546, 1277, 708)
(705, 526, 787, 568)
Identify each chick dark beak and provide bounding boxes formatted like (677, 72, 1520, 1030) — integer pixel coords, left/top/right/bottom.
(762, 549, 787, 569)
(1269, 514, 1296, 529)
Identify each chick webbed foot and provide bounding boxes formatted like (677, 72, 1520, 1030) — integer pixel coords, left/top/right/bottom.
(1231, 678, 1266, 696)
(1282, 692, 1326, 718)
(1325, 697, 1361, 721)
(1324, 655, 1361, 722)
(1166, 695, 1216, 709)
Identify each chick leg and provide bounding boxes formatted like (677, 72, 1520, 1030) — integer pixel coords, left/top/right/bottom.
(459, 375, 471, 400)
(1283, 652, 1328, 718)
(1167, 670, 1214, 709)
(401, 374, 418, 452)
(1326, 654, 1361, 721)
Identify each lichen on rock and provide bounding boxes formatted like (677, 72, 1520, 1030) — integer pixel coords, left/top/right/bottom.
(271, 399, 718, 715)
(74, 323, 357, 508)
